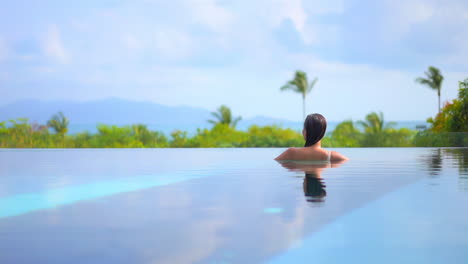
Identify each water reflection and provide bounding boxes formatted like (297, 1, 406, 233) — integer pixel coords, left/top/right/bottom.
(444, 148, 468, 192)
(424, 148, 443, 176)
(303, 176, 326, 202)
(444, 148, 468, 175)
(277, 160, 346, 203)
(2, 149, 467, 264)
(420, 148, 468, 191)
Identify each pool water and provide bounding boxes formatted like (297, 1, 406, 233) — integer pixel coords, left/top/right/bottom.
(0, 148, 467, 263)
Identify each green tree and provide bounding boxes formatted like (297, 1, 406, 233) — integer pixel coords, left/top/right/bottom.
(131, 124, 168, 147)
(170, 130, 192, 147)
(192, 123, 248, 147)
(47, 112, 69, 135)
(280, 70, 318, 119)
(0, 121, 7, 134)
(244, 125, 303, 147)
(4, 118, 33, 147)
(95, 124, 138, 148)
(427, 78, 468, 133)
(413, 79, 468, 147)
(357, 112, 395, 134)
(357, 112, 396, 146)
(416, 66, 444, 113)
(208, 105, 242, 128)
(330, 120, 362, 147)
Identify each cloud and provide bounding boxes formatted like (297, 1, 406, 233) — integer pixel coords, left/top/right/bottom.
(2, 0, 467, 121)
(263, 0, 345, 45)
(304, 0, 345, 15)
(41, 25, 69, 63)
(154, 28, 194, 60)
(0, 37, 7, 61)
(184, 0, 235, 33)
(382, 0, 435, 43)
(121, 34, 141, 52)
(428, 0, 468, 68)
(262, 0, 313, 44)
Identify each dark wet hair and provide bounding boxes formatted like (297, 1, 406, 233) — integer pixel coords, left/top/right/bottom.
(304, 173, 326, 202)
(303, 113, 327, 147)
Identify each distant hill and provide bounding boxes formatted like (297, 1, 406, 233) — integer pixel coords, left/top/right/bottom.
(0, 98, 299, 129)
(0, 98, 211, 125)
(0, 98, 427, 134)
(238, 115, 302, 129)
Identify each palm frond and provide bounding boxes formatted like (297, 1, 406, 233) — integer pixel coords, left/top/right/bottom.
(281, 82, 300, 92)
(416, 66, 444, 91)
(280, 83, 293, 91)
(232, 116, 242, 128)
(47, 112, 69, 134)
(210, 111, 222, 121)
(307, 77, 318, 93)
(356, 120, 369, 130)
(207, 105, 242, 127)
(415, 77, 433, 86)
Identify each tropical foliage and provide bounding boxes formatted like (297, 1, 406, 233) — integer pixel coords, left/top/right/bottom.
(47, 112, 69, 135)
(427, 78, 468, 132)
(4, 111, 457, 148)
(3, 78, 468, 148)
(357, 112, 400, 147)
(0, 119, 304, 148)
(413, 78, 468, 147)
(280, 70, 318, 119)
(416, 66, 444, 113)
(326, 112, 415, 147)
(208, 105, 242, 128)
(328, 120, 362, 147)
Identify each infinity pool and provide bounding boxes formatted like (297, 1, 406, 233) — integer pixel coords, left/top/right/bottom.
(1, 148, 467, 263)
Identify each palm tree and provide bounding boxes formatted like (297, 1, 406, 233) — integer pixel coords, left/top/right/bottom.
(47, 112, 69, 135)
(357, 112, 396, 147)
(357, 112, 395, 134)
(460, 78, 468, 90)
(207, 105, 242, 128)
(280, 70, 318, 119)
(416, 66, 444, 113)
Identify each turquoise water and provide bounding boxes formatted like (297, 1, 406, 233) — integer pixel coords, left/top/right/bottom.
(0, 148, 467, 263)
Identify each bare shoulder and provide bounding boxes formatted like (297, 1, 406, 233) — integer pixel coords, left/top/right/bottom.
(330, 151, 349, 161)
(274, 147, 299, 160)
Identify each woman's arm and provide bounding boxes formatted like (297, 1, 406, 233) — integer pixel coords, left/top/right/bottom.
(274, 148, 296, 160)
(330, 151, 349, 162)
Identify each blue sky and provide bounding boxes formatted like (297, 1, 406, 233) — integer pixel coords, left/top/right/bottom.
(0, 0, 467, 121)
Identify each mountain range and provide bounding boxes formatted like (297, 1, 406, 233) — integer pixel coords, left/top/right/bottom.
(0, 98, 427, 134)
(0, 98, 300, 129)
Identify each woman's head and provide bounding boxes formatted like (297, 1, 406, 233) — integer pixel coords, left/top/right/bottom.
(303, 113, 327, 147)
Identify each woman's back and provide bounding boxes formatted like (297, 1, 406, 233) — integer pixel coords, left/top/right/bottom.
(275, 147, 346, 161)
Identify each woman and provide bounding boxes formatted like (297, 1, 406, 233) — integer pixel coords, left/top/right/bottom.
(275, 113, 348, 161)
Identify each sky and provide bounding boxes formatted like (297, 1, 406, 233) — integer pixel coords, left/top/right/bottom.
(0, 0, 467, 121)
